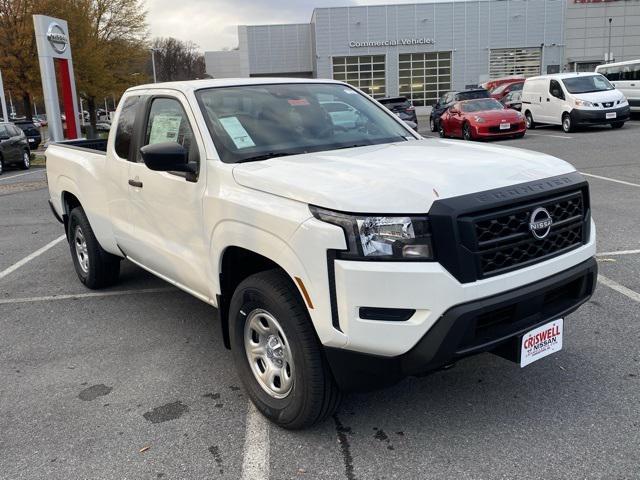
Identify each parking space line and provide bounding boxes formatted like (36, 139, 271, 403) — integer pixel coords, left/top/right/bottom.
(241, 402, 269, 480)
(597, 249, 640, 257)
(525, 132, 573, 139)
(0, 235, 65, 281)
(0, 287, 175, 305)
(598, 274, 640, 303)
(580, 172, 640, 188)
(0, 170, 43, 182)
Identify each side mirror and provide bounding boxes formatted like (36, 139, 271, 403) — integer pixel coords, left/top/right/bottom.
(140, 142, 196, 173)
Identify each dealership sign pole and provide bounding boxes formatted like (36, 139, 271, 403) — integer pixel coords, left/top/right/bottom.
(33, 15, 81, 141)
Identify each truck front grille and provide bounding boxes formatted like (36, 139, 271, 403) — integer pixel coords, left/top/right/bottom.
(463, 190, 586, 278)
(428, 173, 591, 284)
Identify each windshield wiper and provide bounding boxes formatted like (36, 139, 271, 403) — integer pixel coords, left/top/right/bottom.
(235, 151, 308, 163)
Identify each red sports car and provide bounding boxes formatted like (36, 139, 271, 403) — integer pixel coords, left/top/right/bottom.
(438, 98, 526, 141)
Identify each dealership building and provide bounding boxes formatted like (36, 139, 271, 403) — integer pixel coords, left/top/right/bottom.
(205, 0, 640, 107)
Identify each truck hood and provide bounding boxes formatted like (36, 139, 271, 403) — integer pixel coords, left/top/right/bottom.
(232, 139, 576, 213)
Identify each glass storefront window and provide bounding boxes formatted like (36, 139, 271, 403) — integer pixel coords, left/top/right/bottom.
(398, 51, 452, 107)
(332, 55, 387, 98)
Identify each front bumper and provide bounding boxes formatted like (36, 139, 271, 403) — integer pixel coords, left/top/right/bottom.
(571, 105, 630, 125)
(473, 121, 526, 137)
(325, 257, 597, 391)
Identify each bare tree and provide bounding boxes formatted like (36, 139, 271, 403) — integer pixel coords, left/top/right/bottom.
(151, 37, 208, 82)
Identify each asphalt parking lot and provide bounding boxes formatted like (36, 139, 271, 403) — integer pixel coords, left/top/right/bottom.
(2, 118, 640, 479)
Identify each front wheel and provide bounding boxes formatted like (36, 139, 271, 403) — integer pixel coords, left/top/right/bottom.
(429, 116, 437, 132)
(20, 150, 30, 170)
(562, 113, 574, 133)
(229, 270, 341, 429)
(438, 123, 446, 138)
(525, 111, 536, 129)
(611, 122, 624, 129)
(462, 123, 473, 141)
(68, 207, 121, 289)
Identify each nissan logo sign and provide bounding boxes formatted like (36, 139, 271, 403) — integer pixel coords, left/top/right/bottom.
(529, 207, 553, 240)
(46, 22, 68, 54)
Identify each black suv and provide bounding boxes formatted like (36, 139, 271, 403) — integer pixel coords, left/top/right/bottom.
(14, 121, 42, 149)
(378, 96, 418, 129)
(0, 122, 30, 174)
(429, 89, 490, 132)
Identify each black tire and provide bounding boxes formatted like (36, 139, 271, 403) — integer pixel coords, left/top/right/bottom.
(429, 116, 437, 132)
(0, 156, 4, 175)
(68, 207, 120, 289)
(438, 123, 446, 138)
(20, 150, 30, 170)
(229, 269, 341, 429)
(562, 113, 574, 133)
(611, 122, 624, 129)
(524, 111, 536, 129)
(462, 122, 473, 141)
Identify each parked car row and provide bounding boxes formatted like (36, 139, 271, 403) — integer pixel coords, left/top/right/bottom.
(0, 122, 31, 174)
(428, 69, 634, 142)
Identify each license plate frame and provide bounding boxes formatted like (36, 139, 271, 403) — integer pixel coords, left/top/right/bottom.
(606, 111, 617, 119)
(520, 319, 563, 367)
(499, 123, 510, 130)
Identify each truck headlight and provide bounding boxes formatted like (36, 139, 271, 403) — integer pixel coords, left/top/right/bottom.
(310, 206, 434, 260)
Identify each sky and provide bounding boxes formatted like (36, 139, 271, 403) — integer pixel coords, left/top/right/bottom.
(145, 0, 432, 52)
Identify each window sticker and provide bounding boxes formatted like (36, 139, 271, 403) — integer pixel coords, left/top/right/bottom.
(149, 114, 182, 145)
(219, 116, 256, 149)
(343, 89, 357, 95)
(288, 98, 310, 106)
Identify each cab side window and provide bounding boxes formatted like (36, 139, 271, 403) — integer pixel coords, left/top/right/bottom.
(549, 80, 564, 100)
(114, 96, 140, 160)
(142, 97, 198, 169)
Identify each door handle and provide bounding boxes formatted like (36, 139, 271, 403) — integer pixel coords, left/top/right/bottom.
(128, 179, 143, 188)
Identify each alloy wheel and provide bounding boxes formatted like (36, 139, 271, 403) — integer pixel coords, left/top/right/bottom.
(23, 152, 30, 168)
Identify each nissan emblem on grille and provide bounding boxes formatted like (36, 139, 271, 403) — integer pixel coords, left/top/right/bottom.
(529, 207, 553, 240)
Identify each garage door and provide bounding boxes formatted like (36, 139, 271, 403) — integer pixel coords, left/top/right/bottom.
(489, 47, 541, 78)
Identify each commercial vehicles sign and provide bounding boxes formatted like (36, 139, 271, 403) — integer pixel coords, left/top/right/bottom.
(349, 38, 435, 48)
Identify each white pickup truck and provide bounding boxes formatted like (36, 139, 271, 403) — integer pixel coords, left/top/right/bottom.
(46, 78, 597, 429)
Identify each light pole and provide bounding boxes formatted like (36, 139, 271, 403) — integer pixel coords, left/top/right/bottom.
(150, 48, 158, 83)
(0, 69, 8, 122)
(607, 18, 613, 63)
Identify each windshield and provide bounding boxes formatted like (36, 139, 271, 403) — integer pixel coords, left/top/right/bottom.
(562, 75, 614, 94)
(456, 90, 490, 101)
(460, 98, 504, 112)
(196, 83, 413, 163)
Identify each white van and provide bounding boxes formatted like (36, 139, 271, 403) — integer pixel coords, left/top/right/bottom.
(596, 59, 640, 113)
(521, 73, 630, 132)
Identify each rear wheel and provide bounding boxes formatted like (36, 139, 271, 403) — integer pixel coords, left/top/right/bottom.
(230, 270, 341, 429)
(20, 150, 30, 170)
(438, 123, 446, 138)
(68, 207, 121, 289)
(562, 113, 574, 133)
(611, 122, 624, 129)
(429, 116, 437, 132)
(462, 122, 473, 141)
(524, 111, 535, 129)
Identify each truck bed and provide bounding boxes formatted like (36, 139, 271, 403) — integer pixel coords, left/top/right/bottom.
(54, 138, 108, 154)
